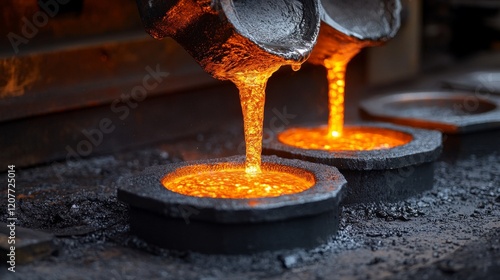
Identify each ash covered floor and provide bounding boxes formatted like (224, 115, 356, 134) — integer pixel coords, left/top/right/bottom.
(1, 126, 500, 280)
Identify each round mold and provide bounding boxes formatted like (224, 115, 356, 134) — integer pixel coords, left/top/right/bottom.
(360, 91, 500, 160)
(118, 155, 346, 254)
(263, 122, 442, 204)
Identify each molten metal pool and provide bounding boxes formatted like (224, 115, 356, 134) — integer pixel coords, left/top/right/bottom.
(118, 156, 346, 254)
(278, 126, 412, 151)
(264, 123, 442, 204)
(162, 162, 315, 199)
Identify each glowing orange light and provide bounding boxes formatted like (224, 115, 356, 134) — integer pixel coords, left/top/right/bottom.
(228, 67, 280, 174)
(324, 57, 348, 138)
(162, 53, 312, 198)
(162, 163, 315, 199)
(279, 43, 412, 151)
(279, 126, 412, 151)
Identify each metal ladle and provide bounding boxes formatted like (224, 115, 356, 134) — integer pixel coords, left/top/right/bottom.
(135, 0, 320, 79)
(309, 0, 402, 65)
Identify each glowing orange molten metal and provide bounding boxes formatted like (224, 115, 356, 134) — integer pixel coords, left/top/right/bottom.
(163, 58, 314, 198)
(325, 57, 347, 138)
(162, 163, 315, 199)
(279, 49, 412, 151)
(279, 126, 412, 151)
(231, 68, 279, 174)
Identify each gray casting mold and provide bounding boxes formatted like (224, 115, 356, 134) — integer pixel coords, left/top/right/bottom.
(118, 155, 346, 254)
(360, 91, 500, 160)
(263, 123, 442, 204)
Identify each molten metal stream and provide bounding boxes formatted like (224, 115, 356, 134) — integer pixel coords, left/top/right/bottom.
(162, 63, 315, 198)
(231, 69, 279, 174)
(279, 48, 412, 151)
(325, 57, 347, 138)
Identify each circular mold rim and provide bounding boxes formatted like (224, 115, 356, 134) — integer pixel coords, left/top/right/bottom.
(118, 155, 346, 224)
(263, 122, 442, 170)
(360, 91, 500, 134)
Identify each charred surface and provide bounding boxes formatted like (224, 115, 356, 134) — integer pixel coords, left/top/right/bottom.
(1, 127, 498, 279)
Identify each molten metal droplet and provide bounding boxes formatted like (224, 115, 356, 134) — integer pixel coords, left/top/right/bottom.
(278, 126, 412, 151)
(292, 64, 301, 72)
(162, 163, 315, 199)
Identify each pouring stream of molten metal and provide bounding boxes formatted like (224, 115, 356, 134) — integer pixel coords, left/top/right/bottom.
(231, 68, 278, 174)
(279, 50, 412, 151)
(163, 64, 316, 199)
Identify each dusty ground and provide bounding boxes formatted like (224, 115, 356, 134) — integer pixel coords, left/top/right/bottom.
(1, 127, 499, 280)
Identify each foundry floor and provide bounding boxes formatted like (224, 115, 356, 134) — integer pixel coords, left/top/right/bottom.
(1, 125, 499, 280)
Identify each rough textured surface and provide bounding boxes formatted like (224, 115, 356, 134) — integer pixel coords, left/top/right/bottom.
(1, 128, 499, 279)
(338, 162, 435, 205)
(263, 122, 442, 204)
(263, 122, 442, 171)
(119, 155, 345, 223)
(118, 155, 346, 253)
(320, 0, 401, 41)
(308, 0, 401, 65)
(136, 0, 320, 77)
